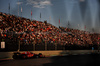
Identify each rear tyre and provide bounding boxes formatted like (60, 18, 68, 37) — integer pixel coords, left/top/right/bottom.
(13, 55, 17, 59)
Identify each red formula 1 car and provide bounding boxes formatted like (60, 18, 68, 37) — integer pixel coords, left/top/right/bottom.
(13, 52, 45, 59)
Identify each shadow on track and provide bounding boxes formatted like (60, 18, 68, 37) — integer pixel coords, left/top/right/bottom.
(43, 53, 100, 66)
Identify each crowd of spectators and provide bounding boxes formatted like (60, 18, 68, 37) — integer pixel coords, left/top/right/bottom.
(0, 12, 100, 50)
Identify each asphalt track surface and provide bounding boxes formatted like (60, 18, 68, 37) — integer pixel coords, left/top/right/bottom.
(0, 53, 100, 66)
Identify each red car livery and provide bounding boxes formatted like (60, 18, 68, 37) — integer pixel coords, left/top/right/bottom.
(13, 52, 45, 59)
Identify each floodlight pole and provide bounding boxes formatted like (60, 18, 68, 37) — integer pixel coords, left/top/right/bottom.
(17, 0, 20, 17)
(45, 41, 47, 50)
(33, 41, 35, 51)
(55, 43, 57, 50)
(18, 40, 20, 52)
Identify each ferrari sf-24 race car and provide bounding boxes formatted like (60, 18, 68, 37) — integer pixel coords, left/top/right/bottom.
(13, 51, 45, 59)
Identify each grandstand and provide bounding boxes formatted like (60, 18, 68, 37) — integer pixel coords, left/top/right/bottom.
(0, 12, 100, 51)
